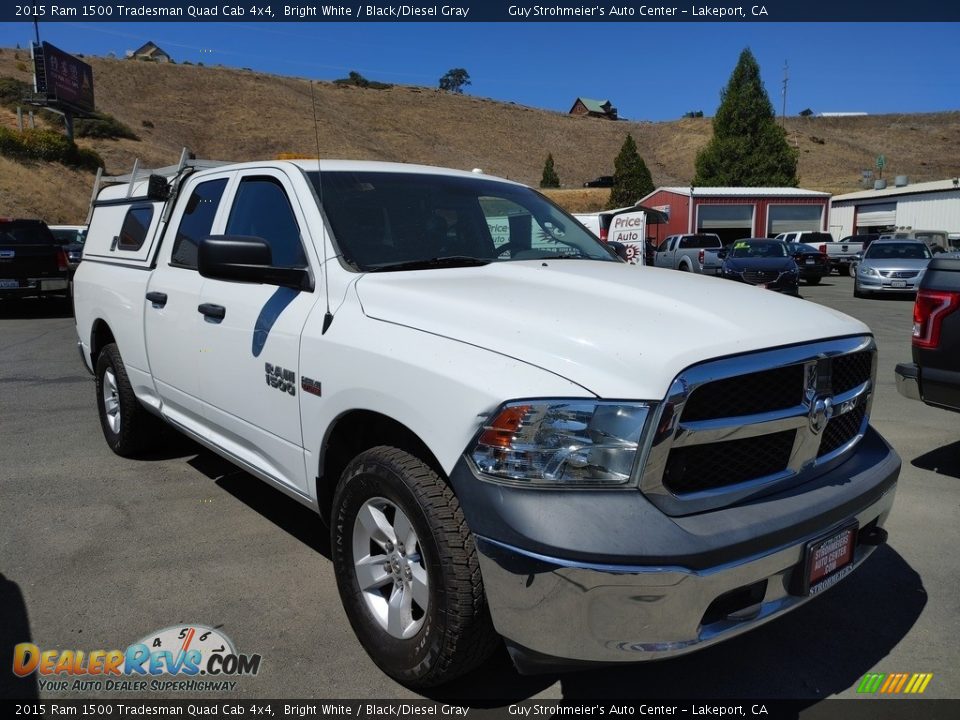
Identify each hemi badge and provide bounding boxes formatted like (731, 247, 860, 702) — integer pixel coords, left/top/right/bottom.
(301, 376, 322, 396)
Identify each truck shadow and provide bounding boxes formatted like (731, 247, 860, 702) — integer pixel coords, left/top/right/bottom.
(0, 297, 73, 319)
(0, 573, 39, 699)
(185, 450, 333, 559)
(912, 440, 960, 479)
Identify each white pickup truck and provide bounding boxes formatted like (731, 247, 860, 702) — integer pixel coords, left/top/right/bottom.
(74, 155, 899, 687)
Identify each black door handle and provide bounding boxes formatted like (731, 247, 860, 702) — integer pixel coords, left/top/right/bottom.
(145, 292, 168, 307)
(198, 303, 226, 321)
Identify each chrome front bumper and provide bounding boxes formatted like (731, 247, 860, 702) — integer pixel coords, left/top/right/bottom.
(475, 485, 895, 666)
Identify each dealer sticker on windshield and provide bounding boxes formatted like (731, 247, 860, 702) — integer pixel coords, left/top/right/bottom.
(803, 522, 858, 595)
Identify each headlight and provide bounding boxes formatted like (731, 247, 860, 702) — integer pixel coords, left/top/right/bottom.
(470, 400, 652, 487)
(859, 265, 879, 277)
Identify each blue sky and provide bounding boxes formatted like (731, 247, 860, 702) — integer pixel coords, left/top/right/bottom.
(1, 21, 958, 121)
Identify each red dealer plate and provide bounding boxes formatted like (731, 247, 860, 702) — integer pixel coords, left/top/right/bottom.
(803, 522, 858, 595)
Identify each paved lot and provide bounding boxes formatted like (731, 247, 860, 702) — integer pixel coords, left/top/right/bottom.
(1, 273, 958, 703)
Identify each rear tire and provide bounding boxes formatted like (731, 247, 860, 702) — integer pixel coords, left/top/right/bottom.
(332, 446, 498, 688)
(95, 343, 160, 457)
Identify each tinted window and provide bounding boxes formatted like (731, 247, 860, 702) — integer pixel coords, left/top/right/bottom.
(0, 221, 56, 245)
(170, 179, 228, 269)
(801, 232, 834, 243)
(117, 206, 154, 251)
(865, 243, 932, 260)
(730, 240, 789, 258)
(225, 177, 306, 267)
(679, 234, 722, 249)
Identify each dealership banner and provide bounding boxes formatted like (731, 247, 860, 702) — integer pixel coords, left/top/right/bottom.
(4, 0, 960, 22)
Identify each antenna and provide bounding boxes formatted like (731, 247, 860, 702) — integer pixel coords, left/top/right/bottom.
(781, 60, 789, 128)
(310, 80, 334, 335)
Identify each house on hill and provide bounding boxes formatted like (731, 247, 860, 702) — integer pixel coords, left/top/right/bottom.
(569, 97, 618, 120)
(128, 42, 172, 63)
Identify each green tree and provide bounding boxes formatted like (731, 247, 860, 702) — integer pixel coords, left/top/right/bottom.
(606, 134, 654, 209)
(693, 48, 798, 187)
(540, 153, 560, 188)
(439, 68, 471, 94)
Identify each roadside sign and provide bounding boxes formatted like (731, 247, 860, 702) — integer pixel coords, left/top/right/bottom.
(876, 155, 886, 170)
(608, 210, 647, 265)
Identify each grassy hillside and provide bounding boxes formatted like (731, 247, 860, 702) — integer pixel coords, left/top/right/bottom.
(1, 48, 959, 223)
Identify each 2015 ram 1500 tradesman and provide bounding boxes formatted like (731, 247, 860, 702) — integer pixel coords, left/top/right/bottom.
(74, 156, 899, 688)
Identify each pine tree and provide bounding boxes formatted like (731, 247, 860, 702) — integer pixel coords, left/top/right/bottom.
(540, 153, 560, 188)
(694, 48, 798, 187)
(607, 134, 654, 209)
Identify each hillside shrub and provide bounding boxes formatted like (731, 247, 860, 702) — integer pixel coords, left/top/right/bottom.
(334, 71, 392, 90)
(0, 126, 103, 171)
(75, 113, 140, 140)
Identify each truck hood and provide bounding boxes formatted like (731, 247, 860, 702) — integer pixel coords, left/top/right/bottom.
(354, 260, 868, 399)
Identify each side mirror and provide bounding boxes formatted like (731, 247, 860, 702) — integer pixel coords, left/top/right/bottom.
(607, 241, 629, 261)
(198, 235, 313, 291)
(717, 249, 728, 260)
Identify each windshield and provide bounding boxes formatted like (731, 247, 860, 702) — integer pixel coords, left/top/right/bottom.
(309, 171, 617, 271)
(865, 242, 932, 260)
(729, 240, 789, 258)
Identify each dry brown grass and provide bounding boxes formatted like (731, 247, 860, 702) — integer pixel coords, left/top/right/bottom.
(1, 49, 959, 222)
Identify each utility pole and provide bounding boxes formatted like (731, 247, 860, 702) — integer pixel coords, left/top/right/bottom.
(781, 60, 789, 128)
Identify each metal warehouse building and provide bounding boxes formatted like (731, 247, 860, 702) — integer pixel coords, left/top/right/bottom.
(639, 187, 831, 246)
(830, 178, 960, 239)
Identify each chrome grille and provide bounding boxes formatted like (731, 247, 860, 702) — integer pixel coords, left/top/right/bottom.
(640, 337, 876, 515)
(879, 270, 919, 279)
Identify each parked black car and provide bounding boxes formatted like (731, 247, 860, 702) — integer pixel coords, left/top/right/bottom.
(785, 242, 829, 285)
(583, 175, 614, 188)
(49, 225, 87, 275)
(719, 238, 799, 295)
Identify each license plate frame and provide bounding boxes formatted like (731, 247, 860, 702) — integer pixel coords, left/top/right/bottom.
(891, 279, 907, 288)
(800, 522, 858, 596)
(805, 259, 815, 265)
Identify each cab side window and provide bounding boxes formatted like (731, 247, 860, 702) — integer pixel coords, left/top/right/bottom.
(225, 177, 307, 267)
(170, 178, 228, 269)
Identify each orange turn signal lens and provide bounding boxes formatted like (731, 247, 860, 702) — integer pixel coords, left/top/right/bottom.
(478, 404, 532, 448)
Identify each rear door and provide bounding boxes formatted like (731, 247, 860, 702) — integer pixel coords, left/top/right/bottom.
(144, 172, 231, 430)
(196, 167, 323, 495)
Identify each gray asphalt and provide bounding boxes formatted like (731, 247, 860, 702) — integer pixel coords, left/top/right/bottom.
(1, 272, 957, 703)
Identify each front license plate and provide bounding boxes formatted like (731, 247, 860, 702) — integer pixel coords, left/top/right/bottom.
(0, 279, 20, 289)
(803, 523, 857, 595)
(891, 280, 907, 288)
(757, 283, 768, 289)
(806, 259, 815, 265)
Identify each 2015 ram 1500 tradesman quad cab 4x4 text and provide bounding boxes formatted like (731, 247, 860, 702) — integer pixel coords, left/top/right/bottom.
(74, 156, 899, 688)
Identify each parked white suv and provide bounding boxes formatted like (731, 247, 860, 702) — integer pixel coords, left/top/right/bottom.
(74, 156, 899, 687)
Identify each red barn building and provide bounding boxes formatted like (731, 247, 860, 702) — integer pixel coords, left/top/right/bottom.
(639, 187, 831, 246)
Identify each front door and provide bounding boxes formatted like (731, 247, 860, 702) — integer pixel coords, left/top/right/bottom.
(196, 169, 322, 496)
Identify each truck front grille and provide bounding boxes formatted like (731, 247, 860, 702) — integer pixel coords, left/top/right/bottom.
(663, 430, 796, 494)
(681, 364, 803, 421)
(641, 337, 876, 515)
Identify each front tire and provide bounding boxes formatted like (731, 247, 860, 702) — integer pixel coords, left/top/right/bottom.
(95, 343, 159, 457)
(332, 446, 498, 688)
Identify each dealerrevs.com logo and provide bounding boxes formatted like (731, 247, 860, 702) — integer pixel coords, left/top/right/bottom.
(12, 625, 262, 693)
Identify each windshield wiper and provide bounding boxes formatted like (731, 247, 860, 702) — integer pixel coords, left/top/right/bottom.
(366, 256, 492, 273)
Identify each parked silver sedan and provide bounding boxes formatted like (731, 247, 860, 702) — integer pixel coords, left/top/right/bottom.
(854, 239, 932, 298)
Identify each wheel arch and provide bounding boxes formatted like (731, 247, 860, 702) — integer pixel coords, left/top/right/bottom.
(317, 410, 445, 524)
(90, 319, 116, 367)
